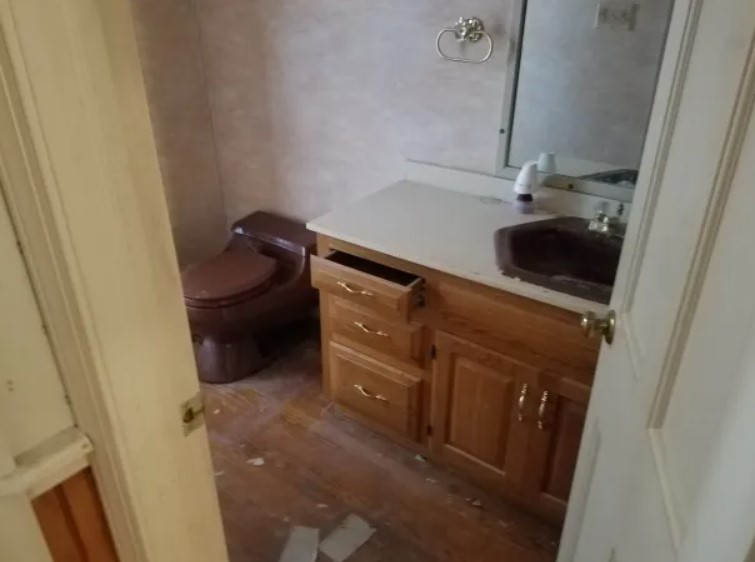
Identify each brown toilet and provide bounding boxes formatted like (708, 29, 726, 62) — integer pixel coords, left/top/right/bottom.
(181, 212, 317, 383)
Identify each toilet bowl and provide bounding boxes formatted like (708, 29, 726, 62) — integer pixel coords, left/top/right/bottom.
(181, 212, 317, 383)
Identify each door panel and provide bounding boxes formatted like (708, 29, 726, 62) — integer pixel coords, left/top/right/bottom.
(430, 332, 537, 488)
(560, 1, 755, 560)
(0, 195, 73, 459)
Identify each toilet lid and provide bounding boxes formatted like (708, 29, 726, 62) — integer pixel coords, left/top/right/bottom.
(181, 249, 277, 306)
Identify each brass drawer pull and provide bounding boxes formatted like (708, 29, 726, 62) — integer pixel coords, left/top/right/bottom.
(353, 321, 389, 338)
(537, 391, 550, 430)
(517, 383, 529, 422)
(337, 281, 373, 297)
(354, 384, 388, 402)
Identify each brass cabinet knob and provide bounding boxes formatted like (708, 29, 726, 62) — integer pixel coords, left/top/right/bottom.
(517, 383, 529, 422)
(537, 391, 550, 430)
(580, 310, 616, 344)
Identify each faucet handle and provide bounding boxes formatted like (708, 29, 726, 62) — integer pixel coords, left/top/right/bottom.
(588, 201, 622, 236)
(593, 201, 624, 221)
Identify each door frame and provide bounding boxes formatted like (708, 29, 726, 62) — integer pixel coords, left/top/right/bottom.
(0, 1, 227, 561)
(0, 0, 752, 562)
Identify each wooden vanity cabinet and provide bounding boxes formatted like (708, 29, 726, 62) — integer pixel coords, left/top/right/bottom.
(430, 332, 590, 518)
(311, 234, 599, 522)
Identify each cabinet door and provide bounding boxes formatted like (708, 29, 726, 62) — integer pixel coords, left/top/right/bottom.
(429, 332, 539, 489)
(524, 374, 590, 519)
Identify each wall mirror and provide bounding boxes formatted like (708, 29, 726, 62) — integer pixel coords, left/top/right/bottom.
(498, 0, 675, 198)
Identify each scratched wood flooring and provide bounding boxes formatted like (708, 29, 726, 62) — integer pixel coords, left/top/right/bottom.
(202, 328, 560, 562)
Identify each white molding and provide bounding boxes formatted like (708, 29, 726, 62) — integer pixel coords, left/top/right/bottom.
(616, 0, 704, 312)
(648, 34, 755, 426)
(0, 418, 54, 562)
(0, 9, 145, 561)
(649, 428, 684, 548)
(0, 493, 54, 562)
(561, 421, 601, 562)
(0, 427, 93, 499)
(0, 1, 229, 561)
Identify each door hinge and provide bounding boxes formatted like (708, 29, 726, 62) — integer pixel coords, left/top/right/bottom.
(180, 392, 205, 435)
(426, 424, 433, 436)
(430, 344, 437, 360)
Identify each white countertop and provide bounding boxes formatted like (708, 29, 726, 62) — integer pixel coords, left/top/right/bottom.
(307, 181, 609, 315)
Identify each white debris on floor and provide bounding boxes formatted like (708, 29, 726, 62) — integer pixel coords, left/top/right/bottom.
(316, 503, 329, 509)
(246, 457, 265, 466)
(414, 454, 427, 463)
(278, 526, 319, 562)
(319, 514, 376, 562)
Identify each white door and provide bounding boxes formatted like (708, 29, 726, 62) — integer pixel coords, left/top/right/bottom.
(0, 1, 230, 560)
(558, 1, 755, 561)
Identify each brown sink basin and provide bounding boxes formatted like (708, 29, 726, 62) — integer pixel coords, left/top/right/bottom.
(495, 217, 623, 304)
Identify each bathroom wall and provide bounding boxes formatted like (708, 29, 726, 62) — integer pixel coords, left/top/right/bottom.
(131, 0, 514, 250)
(130, 0, 227, 265)
(193, 0, 513, 224)
(509, 0, 674, 171)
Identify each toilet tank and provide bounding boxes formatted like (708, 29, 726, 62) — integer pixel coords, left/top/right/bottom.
(231, 212, 316, 257)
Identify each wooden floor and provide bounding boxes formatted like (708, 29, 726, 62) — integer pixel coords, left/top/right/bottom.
(202, 329, 560, 562)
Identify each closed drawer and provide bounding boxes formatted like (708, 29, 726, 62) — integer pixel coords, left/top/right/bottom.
(329, 343, 421, 439)
(423, 279, 600, 386)
(330, 298, 425, 367)
(311, 251, 423, 320)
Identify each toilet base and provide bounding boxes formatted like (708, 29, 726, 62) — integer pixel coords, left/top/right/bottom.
(192, 320, 316, 383)
(193, 333, 272, 384)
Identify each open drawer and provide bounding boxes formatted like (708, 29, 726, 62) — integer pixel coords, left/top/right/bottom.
(311, 251, 423, 320)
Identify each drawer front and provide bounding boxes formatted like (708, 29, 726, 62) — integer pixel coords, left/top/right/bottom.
(311, 252, 422, 320)
(329, 343, 421, 439)
(330, 298, 425, 367)
(422, 279, 600, 386)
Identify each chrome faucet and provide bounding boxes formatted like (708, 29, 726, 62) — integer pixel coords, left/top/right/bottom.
(588, 203, 624, 237)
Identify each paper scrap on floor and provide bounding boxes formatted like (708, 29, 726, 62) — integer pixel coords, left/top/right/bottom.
(278, 526, 319, 562)
(319, 514, 376, 562)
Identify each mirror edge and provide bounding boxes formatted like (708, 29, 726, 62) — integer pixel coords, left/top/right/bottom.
(495, 0, 637, 202)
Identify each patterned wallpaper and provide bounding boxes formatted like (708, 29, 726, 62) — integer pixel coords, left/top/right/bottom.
(133, 0, 514, 261)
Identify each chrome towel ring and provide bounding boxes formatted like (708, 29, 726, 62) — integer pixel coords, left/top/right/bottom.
(436, 17, 494, 64)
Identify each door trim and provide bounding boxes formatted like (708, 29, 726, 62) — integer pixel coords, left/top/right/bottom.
(0, 1, 228, 561)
